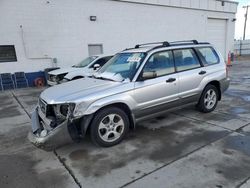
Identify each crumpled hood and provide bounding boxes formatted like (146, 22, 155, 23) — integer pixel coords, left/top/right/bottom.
(40, 77, 120, 104)
(48, 67, 79, 76)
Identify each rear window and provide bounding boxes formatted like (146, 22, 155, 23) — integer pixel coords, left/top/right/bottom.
(196, 47, 219, 65)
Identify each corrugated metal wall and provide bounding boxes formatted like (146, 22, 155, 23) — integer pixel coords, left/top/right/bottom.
(234, 40, 250, 55)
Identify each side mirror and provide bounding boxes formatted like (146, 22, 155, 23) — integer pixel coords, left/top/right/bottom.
(93, 64, 101, 70)
(141, 71, 157, 80)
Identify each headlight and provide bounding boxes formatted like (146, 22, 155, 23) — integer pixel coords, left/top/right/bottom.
(51, 76, 59, 82)
(54, 103, 75, 118)
(58, 73, 68, 81)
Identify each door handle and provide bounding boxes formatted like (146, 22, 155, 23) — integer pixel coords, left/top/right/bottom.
(199, 71, 206, 75)
(166, 78, 176, 83)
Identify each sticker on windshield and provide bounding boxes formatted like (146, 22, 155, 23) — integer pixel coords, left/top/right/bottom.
(127, 56, 141, 62)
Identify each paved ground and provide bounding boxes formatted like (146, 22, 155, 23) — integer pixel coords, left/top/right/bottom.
(0, 60, 250, 188)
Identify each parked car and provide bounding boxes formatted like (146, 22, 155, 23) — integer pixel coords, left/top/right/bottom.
(47, 54, 113, 85)
(28, 40, 230, 151)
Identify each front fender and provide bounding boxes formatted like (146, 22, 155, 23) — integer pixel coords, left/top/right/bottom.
(83, 94, 136, 115)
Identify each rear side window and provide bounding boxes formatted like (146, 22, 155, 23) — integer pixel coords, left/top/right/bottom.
(196, 47, 219, 65)
(173, 49, 201, 72)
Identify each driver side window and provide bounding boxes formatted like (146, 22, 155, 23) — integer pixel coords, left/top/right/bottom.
(143, 51, 175, 78)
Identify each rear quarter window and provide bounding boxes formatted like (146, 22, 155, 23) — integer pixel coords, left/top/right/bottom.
(196, 47, 219, 66)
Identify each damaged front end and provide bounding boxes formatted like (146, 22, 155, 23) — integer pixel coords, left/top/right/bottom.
(28, 99, 80, 151)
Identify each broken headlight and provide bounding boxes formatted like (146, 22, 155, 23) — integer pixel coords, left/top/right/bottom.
(60, 105, 69, 116)
(54, 103, 75, 118)
(51, 75, 59, 82)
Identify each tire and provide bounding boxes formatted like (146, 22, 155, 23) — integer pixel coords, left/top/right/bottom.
(90, 107, 130, 147)
(197, 85, 219, 113)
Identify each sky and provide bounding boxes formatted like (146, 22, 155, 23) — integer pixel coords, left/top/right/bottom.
(235, 0, 250, 39)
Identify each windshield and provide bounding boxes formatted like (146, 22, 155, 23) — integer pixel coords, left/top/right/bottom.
(96, 52, 146, 81)
(72, 56, 97, 68)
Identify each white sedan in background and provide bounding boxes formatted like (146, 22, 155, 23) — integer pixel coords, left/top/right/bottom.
(47, 54, 113, 85)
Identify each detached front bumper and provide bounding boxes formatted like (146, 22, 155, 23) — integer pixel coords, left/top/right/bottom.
(28, 107, 74, 151)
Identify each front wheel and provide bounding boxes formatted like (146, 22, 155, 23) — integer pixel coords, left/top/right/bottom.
(197, 85, 219, 113)
(90, 107, 129, 147)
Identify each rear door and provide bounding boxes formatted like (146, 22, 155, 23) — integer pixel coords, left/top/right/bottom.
(133, 50, 179, 118)
(173, 48, 205, 102)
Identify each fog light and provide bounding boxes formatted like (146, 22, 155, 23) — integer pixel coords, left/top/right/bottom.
(40, 129, 48, 137)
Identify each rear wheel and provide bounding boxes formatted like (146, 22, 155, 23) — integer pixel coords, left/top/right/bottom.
(197, 85, 219, 113)
(90, 107, 129, 147)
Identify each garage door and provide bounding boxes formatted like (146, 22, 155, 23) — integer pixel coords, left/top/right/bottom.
(207, 18, 227, 58)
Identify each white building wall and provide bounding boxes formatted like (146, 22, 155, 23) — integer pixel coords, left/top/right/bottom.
(0, 0, 237, 73)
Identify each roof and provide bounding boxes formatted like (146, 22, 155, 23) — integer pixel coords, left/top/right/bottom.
(121, 40, 212, 53)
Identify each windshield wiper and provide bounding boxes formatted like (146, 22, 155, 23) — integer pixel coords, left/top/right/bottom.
(97, 77, 116, 81)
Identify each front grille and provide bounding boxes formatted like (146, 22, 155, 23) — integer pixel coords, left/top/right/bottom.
(39, 98, 47, 114)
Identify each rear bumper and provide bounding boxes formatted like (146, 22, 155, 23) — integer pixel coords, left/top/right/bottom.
(28, 107, 74, 151)
(220, 77, 230, 93)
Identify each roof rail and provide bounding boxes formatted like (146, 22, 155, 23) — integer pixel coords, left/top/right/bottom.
(123, 40, 210, 52)
(134, 41, 170, 48)
(134, 40, 201, 49)
(170, 40, 199, 45)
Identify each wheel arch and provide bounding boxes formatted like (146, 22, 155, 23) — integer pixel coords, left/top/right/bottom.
(206, 80, 221, 101)
(95, 103, 135, 129)
(80, 102, 136, 137)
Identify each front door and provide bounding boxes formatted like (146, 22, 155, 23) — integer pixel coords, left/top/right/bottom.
(133, 50, 179, 118)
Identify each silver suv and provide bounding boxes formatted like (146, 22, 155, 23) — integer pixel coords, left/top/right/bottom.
(28, 40, 230, 150)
